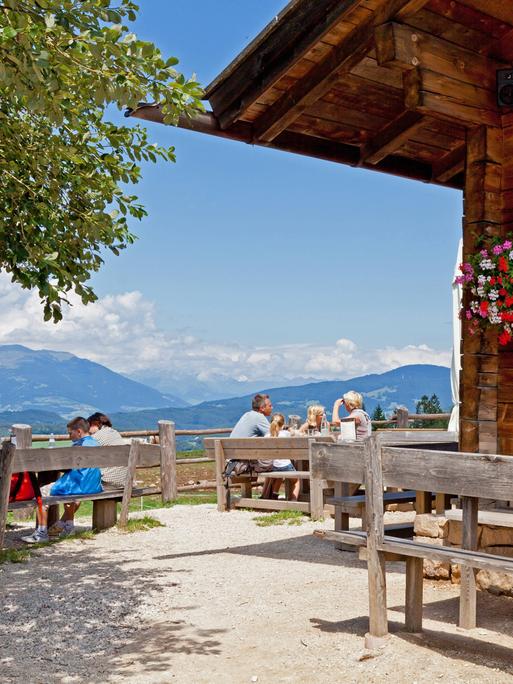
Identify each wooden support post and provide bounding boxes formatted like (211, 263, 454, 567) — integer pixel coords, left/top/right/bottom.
(118, 441, 140, 529)
(395, 407, 410, 429)
(405, 556, 423, 633)
(333, 481, 360, 551)
(11, 424, 38, 522)
(364, 435, 388, 648)
(92, 500, 117, 532)
(0, 441, 15, 549)
(415, 490, 432, 514)
(459, 495, 479, 629)
(215, 440, 229, 512)
(159, 420, 177, 502)
(309, 475, 325, 520)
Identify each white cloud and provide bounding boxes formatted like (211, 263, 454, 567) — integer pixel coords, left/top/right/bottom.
(0, 273, 450, 386)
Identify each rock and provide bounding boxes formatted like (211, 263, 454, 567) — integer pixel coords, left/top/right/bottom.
(451, 563, 461, 584)
(476, 569, 513, 597)
(414, 514, 447, 538)
(423, 558, 451, 580)
(480, 526, 513, 549)
(414, 535, 444, 546)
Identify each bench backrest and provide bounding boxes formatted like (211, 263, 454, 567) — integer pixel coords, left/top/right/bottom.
(205, 436, 324, 462)
(12, 442, 162, 472)
(310, 431, 458, 486)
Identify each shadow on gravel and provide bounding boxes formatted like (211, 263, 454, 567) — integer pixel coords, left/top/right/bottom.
(0, 541, 225, 682)
(311, 590, 513, 677)
(154, 533, 369, 569)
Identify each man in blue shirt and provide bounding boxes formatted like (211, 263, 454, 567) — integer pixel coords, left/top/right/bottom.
(22, 417, 99, 543)
(230, 394, 272, 437)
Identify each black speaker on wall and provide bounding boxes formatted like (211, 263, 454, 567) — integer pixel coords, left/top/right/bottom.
(497, 68, 513, 107)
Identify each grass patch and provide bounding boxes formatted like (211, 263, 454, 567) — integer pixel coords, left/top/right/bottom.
(0, 548, 31, 564)
(253, 510, 306, 527)
(121, 515, 164, 533)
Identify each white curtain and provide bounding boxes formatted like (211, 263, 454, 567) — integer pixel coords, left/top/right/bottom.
(448, 238, 463, 433)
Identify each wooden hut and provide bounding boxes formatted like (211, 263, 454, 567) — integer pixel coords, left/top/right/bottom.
(132, 0, 513, 455)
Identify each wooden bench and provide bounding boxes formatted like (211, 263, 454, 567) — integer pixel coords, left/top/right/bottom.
(204, 436, 335, 515)
(310, 431, 513, 651)
(0, 421, 176, 547)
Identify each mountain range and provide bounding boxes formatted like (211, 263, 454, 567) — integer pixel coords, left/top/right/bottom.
(0, 345, 187, 418)
(0, 344, 451, 435)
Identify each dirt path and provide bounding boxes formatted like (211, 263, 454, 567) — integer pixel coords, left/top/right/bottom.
(1, 506, 513, 683)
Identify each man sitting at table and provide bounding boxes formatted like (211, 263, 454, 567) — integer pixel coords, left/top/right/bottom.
(230, 393, 272, 437)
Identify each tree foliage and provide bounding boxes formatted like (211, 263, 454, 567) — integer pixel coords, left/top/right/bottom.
(371, 404, 386, 421)
(414, 393, 447, 428)
(0, 0, 203, 321)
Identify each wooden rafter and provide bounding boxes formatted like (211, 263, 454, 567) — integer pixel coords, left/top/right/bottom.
(360, 110, 425, 165)
(432, 143, 466, 182)
(252, 0, 427, 144)
(209, 0, 366, 130)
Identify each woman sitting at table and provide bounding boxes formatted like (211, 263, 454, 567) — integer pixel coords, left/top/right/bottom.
(262, 413, 299, 501)
(331, 390, 372, 440)
(299, 405, 325, 434)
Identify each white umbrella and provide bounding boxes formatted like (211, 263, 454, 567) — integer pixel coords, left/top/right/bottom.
(448, 238, 463, 433)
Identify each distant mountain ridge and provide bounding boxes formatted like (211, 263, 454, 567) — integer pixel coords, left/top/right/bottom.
(0, 344, 188, 418)
(110, 364, 451, 431)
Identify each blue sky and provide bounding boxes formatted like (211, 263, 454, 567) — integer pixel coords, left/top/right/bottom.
(0, 1, 463, 401)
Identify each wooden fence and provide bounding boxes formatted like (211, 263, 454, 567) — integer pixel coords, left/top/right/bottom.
(11, 411, 451, 497)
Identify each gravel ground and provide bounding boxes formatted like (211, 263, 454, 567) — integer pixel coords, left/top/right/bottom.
(1, 505, 513, 683)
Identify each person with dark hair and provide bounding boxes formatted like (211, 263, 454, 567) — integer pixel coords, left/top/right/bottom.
(21, 417, 100, 543)
(87, 412, 129, 489)
(230, 393, 272, 438)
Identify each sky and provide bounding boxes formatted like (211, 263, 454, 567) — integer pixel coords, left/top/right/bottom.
(0, 1, 463, 402)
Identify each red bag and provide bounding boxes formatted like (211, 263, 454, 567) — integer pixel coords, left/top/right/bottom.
(9, 472, 37, 502)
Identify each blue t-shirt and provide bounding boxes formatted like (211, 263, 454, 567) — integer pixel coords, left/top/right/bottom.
(72, 435, 99, 447)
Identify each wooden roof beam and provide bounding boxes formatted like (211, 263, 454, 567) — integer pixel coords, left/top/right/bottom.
(360, 110, 425, 165)
(210, 0, 367, 131)
(432, 144, 466, 183)
(252, 0, 431, 144)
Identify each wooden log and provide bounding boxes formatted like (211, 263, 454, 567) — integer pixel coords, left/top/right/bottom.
(405, 556, 424, 633)
(458, 496, 478, 630)
(365, 436, 388, 642)
(234, 497, 310, 513)
(118, 441, 140, 529)
(0, 441, 15, 549)
(159, 420, 177, 502)
(395, 407, 410, 428)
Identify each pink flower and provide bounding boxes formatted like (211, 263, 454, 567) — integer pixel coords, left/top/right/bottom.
(504, 240, 512, 250)
(465, 310, 472, 319)
(454, 275, 465, 285)
(493, 245, 504, 255)
(480, 249, 488, 257)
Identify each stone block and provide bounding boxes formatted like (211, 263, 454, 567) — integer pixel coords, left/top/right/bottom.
(414, 514, 448, 538)
(451, 563, 461, 584)
(480, 526, 513, 549)
(476, 569, 513, 597)
(447, 520, 462, 546)
(414, 535, 444, 546)
(423, 558, 451, 580)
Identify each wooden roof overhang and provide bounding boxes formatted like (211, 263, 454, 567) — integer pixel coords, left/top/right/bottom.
(130, 0, 513, 191)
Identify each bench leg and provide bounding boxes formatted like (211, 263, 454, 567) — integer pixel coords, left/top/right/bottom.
(459, 496, 478, 629)
(334, 482, 360, 551)
(366, 548, 388, 648)
(405, 556, 423, 632)
(241, 481, 253, 498)
(47, 504, 60, 528)
(309, 476, 324, 520)
(92, 500, 117, 531)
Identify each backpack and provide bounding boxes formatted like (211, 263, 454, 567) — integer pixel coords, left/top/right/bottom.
(223, 459, 275, 479)
(9, 471, 39, 502)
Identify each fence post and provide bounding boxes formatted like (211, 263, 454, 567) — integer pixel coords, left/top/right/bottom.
(395, 407, 410, 429)
(11, 424, 38, 523)
(159, 420, 177, 502)
(118, 441, 140, 528)
(0, 440, 15, 549)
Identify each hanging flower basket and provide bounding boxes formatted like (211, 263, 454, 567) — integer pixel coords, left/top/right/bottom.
(455, 234, 513, 346)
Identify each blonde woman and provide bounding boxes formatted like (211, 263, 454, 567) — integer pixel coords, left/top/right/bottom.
(332, 390, 372, 440)
(299, 405, 325, 434)
(263, 413, 299, 501)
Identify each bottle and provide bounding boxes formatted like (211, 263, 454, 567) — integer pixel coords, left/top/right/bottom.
(48, 433, 56, 448)
(320, 413, 329, 435)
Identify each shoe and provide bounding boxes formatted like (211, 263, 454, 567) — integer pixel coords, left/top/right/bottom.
(48, 521, 74, 538)
(21, 529, 49, 544)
